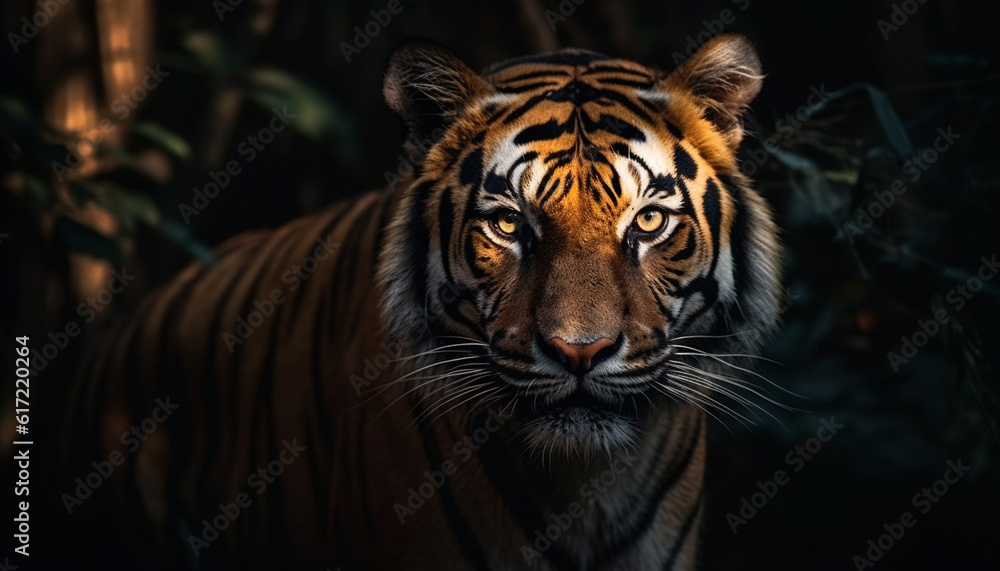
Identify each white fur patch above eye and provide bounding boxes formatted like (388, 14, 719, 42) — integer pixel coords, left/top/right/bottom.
(636, 88, 671, 104)
(477, 92, 521, 109)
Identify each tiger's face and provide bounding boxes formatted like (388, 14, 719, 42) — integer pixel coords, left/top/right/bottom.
(379, 35, 780, 456)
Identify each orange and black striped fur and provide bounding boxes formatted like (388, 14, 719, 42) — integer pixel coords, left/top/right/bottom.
(57, 34, 780, 570)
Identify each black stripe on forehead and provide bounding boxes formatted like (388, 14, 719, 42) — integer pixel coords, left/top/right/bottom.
(501, 82, 659, 126)
(501, 69, 572, 83)
(482, 50, 612, 75)
(513, 118, 575, 145)
(581, 113, 646, 142)
(545, 79, 600, 104)
(580, 63, 653, 78)
(511, 113, 646, 147)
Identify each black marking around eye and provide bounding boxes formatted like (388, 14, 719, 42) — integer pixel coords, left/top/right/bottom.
(673, 144, 698, 179)
(483, 172, 508, 195)
(648, 174, 677, 197)
(460, 148, 484, 187)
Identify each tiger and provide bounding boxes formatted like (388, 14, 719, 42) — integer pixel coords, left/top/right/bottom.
(52, 32, 780, 570)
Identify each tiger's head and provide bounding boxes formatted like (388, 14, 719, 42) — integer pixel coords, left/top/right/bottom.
(377, 35, 781, 457)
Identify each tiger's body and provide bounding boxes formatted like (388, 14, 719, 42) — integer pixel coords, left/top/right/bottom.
(56, 34, 780, 570)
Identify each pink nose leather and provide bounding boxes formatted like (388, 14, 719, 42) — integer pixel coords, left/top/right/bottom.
(546, 337, 615, 373)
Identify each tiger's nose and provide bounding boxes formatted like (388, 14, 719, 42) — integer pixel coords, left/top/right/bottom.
(544, 336, 618, 374)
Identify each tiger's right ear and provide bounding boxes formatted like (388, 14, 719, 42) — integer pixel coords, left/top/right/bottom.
(383, 39, 492, 146)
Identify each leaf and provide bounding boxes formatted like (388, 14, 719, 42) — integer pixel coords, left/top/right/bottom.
(824, 170, 859, 185)
(22, 174, 54, 207)
(178, 29, 243, 74)
(82, 181, 161, 233)
(820, 84, 914, 157)
(54, 217, 121, 265)
(132, 121, 192, 161)
(159, 220, 219, 268)
(244, 66, 358, 157)
(863, 85, 914, 157)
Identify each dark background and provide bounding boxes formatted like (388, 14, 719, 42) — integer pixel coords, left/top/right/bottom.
(1, 0, 998, 569)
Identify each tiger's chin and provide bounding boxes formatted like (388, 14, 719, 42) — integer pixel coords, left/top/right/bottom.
(515, 389, 648, 459)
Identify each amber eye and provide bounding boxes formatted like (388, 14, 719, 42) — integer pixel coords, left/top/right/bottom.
(633, 208, 665, 234)
(494, 210, 523, 235)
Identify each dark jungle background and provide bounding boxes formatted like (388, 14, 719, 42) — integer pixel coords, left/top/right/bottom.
(1, 0, 998, 569)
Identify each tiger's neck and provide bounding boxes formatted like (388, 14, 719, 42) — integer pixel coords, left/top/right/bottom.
(409, 403, 708, 570)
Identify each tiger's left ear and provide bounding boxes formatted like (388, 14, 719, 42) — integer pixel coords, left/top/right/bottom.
(383, 39, 493, 147)
(660, 33, 763, 150)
